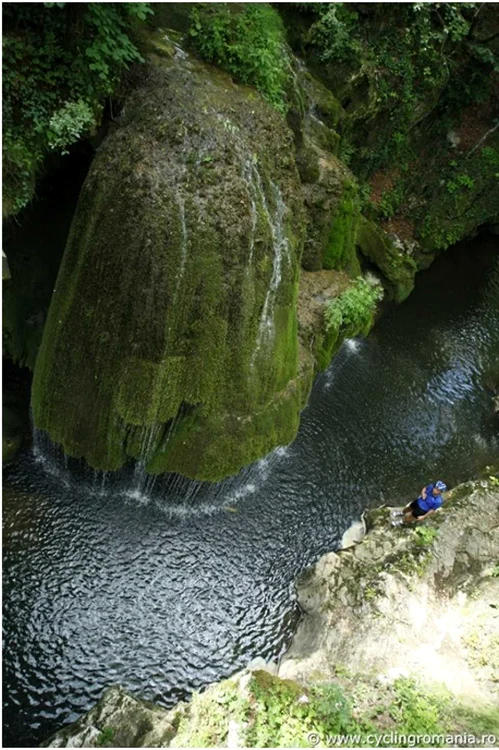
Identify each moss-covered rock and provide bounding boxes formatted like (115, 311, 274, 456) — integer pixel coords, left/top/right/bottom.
(299, 150, 356, 273)
(287, 57, 358, 275)
(32, 40, 305, 481)
(41, 685, 180, 748)
(322, 181, 361, 276)
(356, 216, 417, 302)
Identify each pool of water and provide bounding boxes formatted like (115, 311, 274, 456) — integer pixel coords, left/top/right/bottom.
(3, 234, 498, 746)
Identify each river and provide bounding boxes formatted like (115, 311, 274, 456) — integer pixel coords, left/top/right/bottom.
(3, 233, 498, 747)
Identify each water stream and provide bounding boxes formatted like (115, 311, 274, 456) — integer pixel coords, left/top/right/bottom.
(3, 234, 499, 747)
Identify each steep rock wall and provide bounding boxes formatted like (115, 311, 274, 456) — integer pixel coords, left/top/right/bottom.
(32, 37, 306, 481)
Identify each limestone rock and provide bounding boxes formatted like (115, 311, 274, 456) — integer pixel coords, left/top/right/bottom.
(339, 513, 366, 549)
(281, 480, 499, 705)
(31, 37, 306, 481)
(42, 686, 178, 748)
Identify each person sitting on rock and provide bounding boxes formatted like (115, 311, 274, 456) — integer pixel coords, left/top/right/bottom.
(392, 480, 447, 526)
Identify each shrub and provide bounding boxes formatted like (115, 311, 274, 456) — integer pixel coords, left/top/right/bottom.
(390, 678, 447, 738)
(414, 526, 438, 547)
(325, 276, 384, 338)
(304, 4, 496, 176)
(188, 4, 290, 112)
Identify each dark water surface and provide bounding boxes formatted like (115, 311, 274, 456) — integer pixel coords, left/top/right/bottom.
(3, 235, 499, 746)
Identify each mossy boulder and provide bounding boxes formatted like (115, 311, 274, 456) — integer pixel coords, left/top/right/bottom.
(356, 216, 417, 302)
(300, 152, 358, 273)
(322, 180, 362, 277)
(32, 42, 305, 481)
(41, 685, 180, 748)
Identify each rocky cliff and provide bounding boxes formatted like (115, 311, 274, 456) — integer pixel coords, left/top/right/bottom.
(32, 33, 309, 481)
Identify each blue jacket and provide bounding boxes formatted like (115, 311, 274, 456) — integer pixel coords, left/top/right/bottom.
(417, 484, 443, 512)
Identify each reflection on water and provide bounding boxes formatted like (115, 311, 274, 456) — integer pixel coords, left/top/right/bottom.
(3, 235, 499, 746)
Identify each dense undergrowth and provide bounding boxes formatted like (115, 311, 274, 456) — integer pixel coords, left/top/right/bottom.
(170, 670, 499, 748)
(299, 3, 498, 175)
(2, 2, 152, 216)
(187, 4, 290, 113)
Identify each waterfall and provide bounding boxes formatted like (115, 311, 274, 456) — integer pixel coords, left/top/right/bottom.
(171, 194, 188, 309)
(127, 422, 164, 500)
(241, 159, 292, 366)
(242, 159, 259, 267)
(251, 180, 290, 365)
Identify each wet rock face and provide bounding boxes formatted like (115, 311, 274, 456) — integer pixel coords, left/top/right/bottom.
(280, 480, 499, 703)
(32, 39, 306, 481)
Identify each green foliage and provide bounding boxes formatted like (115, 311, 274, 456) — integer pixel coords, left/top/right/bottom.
(414, 526, 438, 547)
(308, 3, 361, 64)
(389, 678, 449, 740)
(457, 703, 499, 737)
(481, 146, 499, 175)
(417, 131, 499, 252)
(2, 2, 153, 215)
(245, 672, 367, 747)
(445, 173, 475, 194)
(317, 276, 383, 371)
(305, 3, 496, 176)
(338, 139, 355, 166)
(47, 100, 96, 154)
(188, 4, 290, 112)
(96, 727, 114, 747)
(325, 277, 383, 337)
(173, 680, 246, 747)
(169, 670, 499, 748)
(377, 183, 405, 220)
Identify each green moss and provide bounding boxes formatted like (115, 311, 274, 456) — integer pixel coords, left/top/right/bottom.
(417, 140, 499, 254)
(31, 53, 305, 481)
(316, 276, 383, 371)
(322, 182, 361, 276)
(295, 145, 321, 184)
(356, 217, 416, 302)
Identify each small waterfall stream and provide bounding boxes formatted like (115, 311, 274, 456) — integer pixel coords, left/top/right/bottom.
(250, 174, 291, 364)
(253, 182, 290, 350)
(171, 194, 188, 311)
(242, 158, 259, 268)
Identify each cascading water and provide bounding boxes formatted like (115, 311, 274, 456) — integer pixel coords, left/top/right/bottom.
(172, 193, 188, 310)
(241, 157, 293, 367)
(242, 158, 259, 268)
(127, 423, 164, 500)
(255, 183, 290, 344)
(250, 176, 291, 365)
